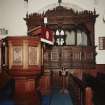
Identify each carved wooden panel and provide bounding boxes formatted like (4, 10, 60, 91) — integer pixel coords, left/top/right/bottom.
(50, 47, 60, 68)
(25, 79, 35, 93)
(44, 47, 60, 68)
(44, 46, 95, 69)
(83, 47, 95, 68)
(50, 47, 59, 61)
(72, 47, 82, 67)
(13, 46, 23, 65)
(61, 46, 72, 68)
(29, 46, 37, 65)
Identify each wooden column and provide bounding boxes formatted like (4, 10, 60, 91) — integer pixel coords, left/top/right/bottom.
(39, 70, 51, 95)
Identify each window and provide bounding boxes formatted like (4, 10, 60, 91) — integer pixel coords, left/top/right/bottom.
(65, 30, 87, 46)
(55, 29, 65, 46)
(77, 30, 87, 46)
(82, 31, 87, 46)
(54, 29, 88, 46)
(77, 30, 82, 45)
(29, 46, 37, 65)
(13, 46, 23, 65)
(65, 30, 75, 45)
(99, 37, 105, 50)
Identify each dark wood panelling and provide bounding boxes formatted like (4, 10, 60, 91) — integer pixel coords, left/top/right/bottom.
(96, 64, 105, 72)
(44, 46, 96, 69)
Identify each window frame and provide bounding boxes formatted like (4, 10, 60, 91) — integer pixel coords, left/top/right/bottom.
(99, 37, 105, 50)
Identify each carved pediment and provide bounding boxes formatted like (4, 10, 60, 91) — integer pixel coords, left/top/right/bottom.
(45, 6, 75, 16)
(26, 6, 98, 19)
(24, 5, 98, 31)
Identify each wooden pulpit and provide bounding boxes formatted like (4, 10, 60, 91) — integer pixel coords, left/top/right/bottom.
(3, 36, 42, 105)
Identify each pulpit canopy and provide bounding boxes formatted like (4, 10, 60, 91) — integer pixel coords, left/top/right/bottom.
(28, 26, 53, 45)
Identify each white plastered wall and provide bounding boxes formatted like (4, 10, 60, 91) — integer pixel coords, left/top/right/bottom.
(0, 0, 105, 64)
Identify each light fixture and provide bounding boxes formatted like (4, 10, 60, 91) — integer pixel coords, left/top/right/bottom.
(56, 30, 60, 35)
(44, 17, 48, 24)
(56, 38, 64, 45)
(60, 30, 64, 35)
(60, 38, 64, 45)
(56, 29, 65, 45)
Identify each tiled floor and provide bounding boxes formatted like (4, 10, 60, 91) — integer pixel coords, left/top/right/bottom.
(50, 89, 73, 105)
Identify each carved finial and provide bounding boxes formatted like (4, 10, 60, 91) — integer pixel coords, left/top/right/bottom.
(58, 0, 62, 6)
(26, 12, 28, 18)
(93, 8, 96, 15)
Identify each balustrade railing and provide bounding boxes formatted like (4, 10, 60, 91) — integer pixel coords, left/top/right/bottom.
(68, 73, 86, 105)
(44, 46, 96, 69)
